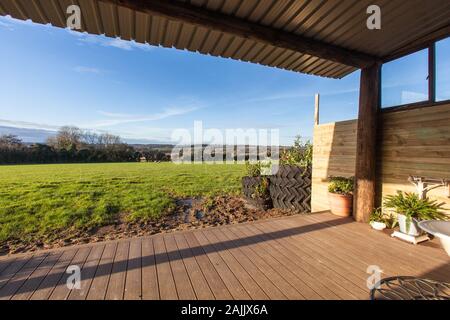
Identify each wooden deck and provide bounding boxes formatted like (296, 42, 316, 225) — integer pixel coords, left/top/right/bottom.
(0, 212, 449, 300)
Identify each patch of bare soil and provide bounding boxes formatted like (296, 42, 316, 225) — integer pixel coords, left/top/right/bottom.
(1, 196, 300, 255)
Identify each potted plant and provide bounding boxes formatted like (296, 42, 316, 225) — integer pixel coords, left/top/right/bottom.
(250, 176, 272, 210)
(328, 176, 354, 217)
(369, 208, 387, 230)
(242, 161, 272, 210)
(369, 208, 397, 231)
(383, 191, 448, 236)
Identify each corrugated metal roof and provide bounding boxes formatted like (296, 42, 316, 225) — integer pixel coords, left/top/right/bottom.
(0, 0, 449, 79)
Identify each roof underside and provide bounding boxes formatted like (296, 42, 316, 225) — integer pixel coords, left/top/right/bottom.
(0, 0, 449, 79)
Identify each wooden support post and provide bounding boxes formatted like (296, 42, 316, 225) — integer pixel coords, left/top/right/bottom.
(354, 63, 381, 222)
(314, 94, 320, 126)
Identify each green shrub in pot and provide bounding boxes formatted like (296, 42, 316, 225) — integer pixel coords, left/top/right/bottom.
(327, 176, 354, 217)
(328, 176, 354, 195)
(383, 191, 448, 235)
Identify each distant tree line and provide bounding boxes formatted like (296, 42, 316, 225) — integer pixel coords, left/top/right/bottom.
(0, 126, 171, 164)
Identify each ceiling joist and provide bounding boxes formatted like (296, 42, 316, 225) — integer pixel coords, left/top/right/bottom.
(102, 0, 377, 68)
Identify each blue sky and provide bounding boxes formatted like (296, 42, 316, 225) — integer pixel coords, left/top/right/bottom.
(0, 15, 448, 145)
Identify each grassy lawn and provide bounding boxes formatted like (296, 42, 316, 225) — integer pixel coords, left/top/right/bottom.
(0, 162, 245, 244)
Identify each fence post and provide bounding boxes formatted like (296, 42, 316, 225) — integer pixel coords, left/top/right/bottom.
(314, 93, 320, 126)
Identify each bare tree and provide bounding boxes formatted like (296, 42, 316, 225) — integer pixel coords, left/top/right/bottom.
(98, 133, 121, 147)
(48, 126, 83, 150)
(81, 131, 100, 145)
(0, 134, 23, 149)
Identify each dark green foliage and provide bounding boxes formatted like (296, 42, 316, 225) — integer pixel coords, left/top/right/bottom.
(328, 176, 354, 195)
(383, 191, 448, 232)
(280, 135, 313, 168)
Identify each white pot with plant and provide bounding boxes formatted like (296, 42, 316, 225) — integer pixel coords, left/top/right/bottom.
(383, 191, 448, 236)
(369, 208, 397, 231)
(369, 208, 386, 230)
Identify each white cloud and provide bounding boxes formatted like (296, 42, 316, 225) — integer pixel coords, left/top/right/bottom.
(244, 87, 359, 104)
(401, 91, 428, 104)
(0, 118, 175, 143)
(0, 20, 14, 31)
(0, 15, 52, 29)
(73, 66, 104, 74)
(0, 119, 59, 131)
(92, 107, 199, 128)
(68, 30, 154, 52)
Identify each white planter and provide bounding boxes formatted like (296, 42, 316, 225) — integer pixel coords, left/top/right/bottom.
(398, 214, 422, 236)
(370, 221, 386, 231)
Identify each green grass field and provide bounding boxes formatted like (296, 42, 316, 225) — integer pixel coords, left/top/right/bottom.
(0, 162, 245, 244)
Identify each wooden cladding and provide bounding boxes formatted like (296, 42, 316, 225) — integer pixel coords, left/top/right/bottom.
(378, 102, 450, 212)
(311, 102, 450, 215)
(311, 120, 357, 213)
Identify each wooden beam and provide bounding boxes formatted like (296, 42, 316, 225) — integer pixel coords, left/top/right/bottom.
(354, 63, 381, 222)
(314, 94, 320, 126)
(104, 0, 376, 68)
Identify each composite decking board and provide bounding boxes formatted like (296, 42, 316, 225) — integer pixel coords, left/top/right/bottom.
(172, 233, 215, 300)
(86, 243, 117, 300)
(11, 251, 63, 300)
(0, 256, 32, 291)
(0, 258, 15, 275)
(49, 246, 92, 300)
(163, 234, 196, 300)
(124, 240, 142, 300)
(252, 220, 366, 299)
(69, 245, 105, 300)
(30, 249, 78, 300)
(0, 253, 48, 300)
(227, 225, 315, 300)
(248, 221, 361, 299)
(192, 230, 251, 300)
(182, 232, 233, 300)
(201, 229, 269, 300)
(141, 239, 160, 300)
(208, 228, 287, 300)
(216, 226, 303, 300)
(270, 217, 371, 288)
(306, 215, 450, 282)
(304, 214, 450, 281)
(237, 223, 335, 300)
(266, 217, 373, 286)
(237, 222, 342, 300)
(1, 213, 448, 300)
(105, 241, 130, 300)
(152, 236, 178, 299)
(315, 214, 450, 266)
(300, 214, 428, 277)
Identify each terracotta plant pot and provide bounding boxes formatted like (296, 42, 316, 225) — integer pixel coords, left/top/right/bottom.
(328, 192, 353, 217)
